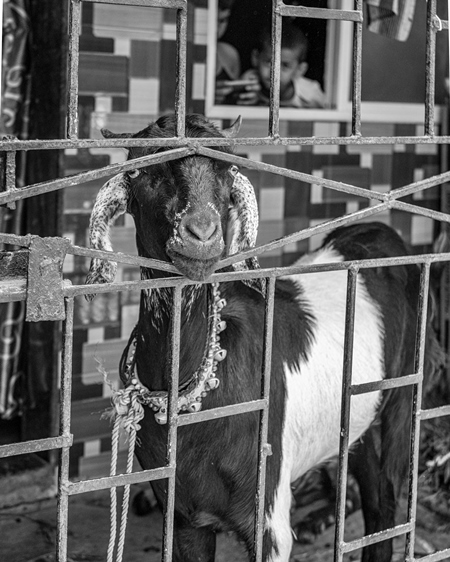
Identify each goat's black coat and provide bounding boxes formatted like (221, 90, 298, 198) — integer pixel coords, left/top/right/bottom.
(93, 115, 435, 562)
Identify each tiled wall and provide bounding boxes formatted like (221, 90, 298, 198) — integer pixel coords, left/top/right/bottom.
(63, 1, 442, 479)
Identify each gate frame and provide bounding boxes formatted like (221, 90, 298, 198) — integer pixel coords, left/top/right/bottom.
(0, 1, 450, 561)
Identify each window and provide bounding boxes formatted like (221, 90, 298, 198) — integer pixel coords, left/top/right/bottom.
(205, 0, 353, 122)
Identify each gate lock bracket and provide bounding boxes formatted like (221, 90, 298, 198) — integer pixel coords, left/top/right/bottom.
(26, 235, 71, 322)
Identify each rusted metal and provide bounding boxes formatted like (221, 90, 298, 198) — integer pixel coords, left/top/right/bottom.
(57, 297, 74, 562)
(162, 286, 183, 562)
(0, 2, 449, 561)
(0, 147, 194, 207)
(278, 4, 363, 22)
(334, 268, 358, 561)
(253, 277, 275, 562)
(351, 0, 363, 137)
(269, 0, 282, 138)
(175, 5, 187, 138)
(425, 0, 437, 136)
(67, 0, 81, 139)
(82, 0, 186, 7)
(341, 522, 413, 553)
(5, 151, 17, 209)
(405, 263, 431, 561)
(0, 435, 72, 458)
(6, 134, 450, 153)
(177, 399, 268, 427)
(26, 236, 70, 322)
(66, 467, 176, 495)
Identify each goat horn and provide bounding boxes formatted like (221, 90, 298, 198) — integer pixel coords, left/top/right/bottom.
(85, 173, 130, 300)
(229, 171, 265, 295)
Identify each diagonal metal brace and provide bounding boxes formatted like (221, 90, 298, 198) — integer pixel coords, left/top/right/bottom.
(26, 235, 70, 322)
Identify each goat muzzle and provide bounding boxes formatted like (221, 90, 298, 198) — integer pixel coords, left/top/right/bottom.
(166, 207, 224, 280)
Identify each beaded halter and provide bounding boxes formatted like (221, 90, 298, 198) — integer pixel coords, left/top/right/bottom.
(117, 283, 227, 424)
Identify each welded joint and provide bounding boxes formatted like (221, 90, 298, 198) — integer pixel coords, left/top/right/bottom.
(26, 235, 71, 322)
(263, 443, 273, 456)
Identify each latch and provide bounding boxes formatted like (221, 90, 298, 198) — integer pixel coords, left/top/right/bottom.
(26, 235, 70, 322)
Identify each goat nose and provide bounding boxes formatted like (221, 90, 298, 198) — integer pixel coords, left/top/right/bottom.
(183, 215, 218, 242)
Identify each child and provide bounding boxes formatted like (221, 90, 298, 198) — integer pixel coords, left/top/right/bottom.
(215, 0, 241, 104)
(236, 22, 326, 108)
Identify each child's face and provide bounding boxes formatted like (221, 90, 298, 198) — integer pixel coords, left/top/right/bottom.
(253, 45, 305, 94)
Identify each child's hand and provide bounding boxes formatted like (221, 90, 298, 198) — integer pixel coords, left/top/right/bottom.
(235, 80, 260, 105)
(215, 81, 234, 104)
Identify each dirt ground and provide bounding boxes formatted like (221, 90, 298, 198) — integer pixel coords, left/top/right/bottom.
(1, 483, 449, 562)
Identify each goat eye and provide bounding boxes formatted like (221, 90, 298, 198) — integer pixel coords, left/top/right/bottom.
(127, 169, 140, 179)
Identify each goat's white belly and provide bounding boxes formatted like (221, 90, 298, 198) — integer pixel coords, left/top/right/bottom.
(266, 249, 384, 562)
(283, 249, 384, 481)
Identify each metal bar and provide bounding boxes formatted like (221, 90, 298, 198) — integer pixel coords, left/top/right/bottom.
(0, 147, 194, 206)
(351, 0, 363, 136)
(69, 244, 180, 274)
(253, 277, 275, 562)
(0, 435, 72, 458)
(334, 267, 358, 562)
(218, 201, 393, 267)
(405, 263, 431, 561)
(177, 399, 268, 427)
(415, 548, 450, 562)
(198, 146, 388, 202)
(6, 135, 450, 151)
(162, 286, 183, 562)
(341, 522, 412, 553)
(389, 200, 450, 224)
(278, 4, 363, 22)
(57, 297, 75, 562)
(67, 0, 81, 139)
(421, 404, 450, 420)
(424, 0, 437, 136)
(82, 0, 186, 6)
(390, 168, 450, 200)
(174, 4, 187, 137)
(66, 466, 175, 495)
(351, 374, 421, 395)
(269, 0, 282, 138)
(5, 151, 17, 210)
(64, 252, 450, 300)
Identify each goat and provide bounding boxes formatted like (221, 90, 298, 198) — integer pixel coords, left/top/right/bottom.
(86, 113, 431, 562)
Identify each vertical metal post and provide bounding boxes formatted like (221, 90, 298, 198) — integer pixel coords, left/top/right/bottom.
(67, 0, 81, 140)
(56, 297, 75, 562)
(351, 0, 363, 136)
(269, 0, 282, 139)
(175, 4, 187, 139)
(253, 277, 275, 562)
(405, 262, 431, 561)
(161, 285, 182, 561)
(5, 151, 17, 209)
(424, 0, 437, 136)
(334, 267, 358, 562)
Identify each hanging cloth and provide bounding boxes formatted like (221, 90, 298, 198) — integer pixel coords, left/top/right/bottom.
(0, 0, 31, 419)
(364, 0, 416, 42)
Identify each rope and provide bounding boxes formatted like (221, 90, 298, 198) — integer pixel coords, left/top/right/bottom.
(103, 373, 146, 562)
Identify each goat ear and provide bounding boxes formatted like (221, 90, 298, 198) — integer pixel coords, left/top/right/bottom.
(228, 171, 265, 295)
(101, 128, 133, 139)
(222, 116, 242, 138)
(85, 173, 130, 300)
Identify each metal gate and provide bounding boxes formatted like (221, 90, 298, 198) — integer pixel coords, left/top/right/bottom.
(1, 0, 450, 560)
